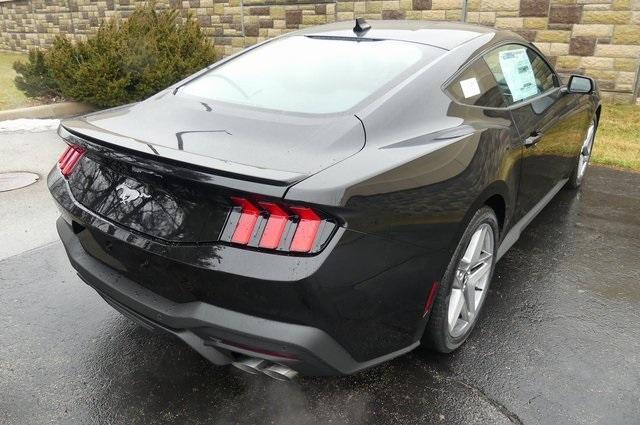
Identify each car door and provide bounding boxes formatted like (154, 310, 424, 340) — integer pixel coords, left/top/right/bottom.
(484, 44, 585, 221)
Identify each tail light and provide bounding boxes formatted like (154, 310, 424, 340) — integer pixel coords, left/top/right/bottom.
(220, 197, 336, 254)
(58, 144, 85, 177)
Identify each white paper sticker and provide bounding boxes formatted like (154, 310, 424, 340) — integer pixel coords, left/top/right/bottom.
(498, 48, 539, 102)
(459, 77, 481, 98)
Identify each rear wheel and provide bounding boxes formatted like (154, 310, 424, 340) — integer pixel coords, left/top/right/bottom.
(566, 118, 596, 189)
(422, 206, 498, 353)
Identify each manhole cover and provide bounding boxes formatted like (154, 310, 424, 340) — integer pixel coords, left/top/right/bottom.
(0, 172, 40, 192)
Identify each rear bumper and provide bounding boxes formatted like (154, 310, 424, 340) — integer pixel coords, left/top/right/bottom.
(58, 218, 418, 375)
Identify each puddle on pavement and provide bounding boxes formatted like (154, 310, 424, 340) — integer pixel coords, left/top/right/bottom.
(0, 171, 40, 192)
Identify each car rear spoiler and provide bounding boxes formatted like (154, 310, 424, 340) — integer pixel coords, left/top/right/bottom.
(58, 120, 306, 198)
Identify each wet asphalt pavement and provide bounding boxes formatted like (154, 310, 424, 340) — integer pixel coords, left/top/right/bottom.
(1, 166, 639, 425)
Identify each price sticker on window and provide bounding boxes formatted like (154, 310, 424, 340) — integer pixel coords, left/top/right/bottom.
(498, 48, 539, 102)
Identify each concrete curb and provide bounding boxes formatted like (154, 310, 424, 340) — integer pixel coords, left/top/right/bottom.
(0, 101, 94, 120)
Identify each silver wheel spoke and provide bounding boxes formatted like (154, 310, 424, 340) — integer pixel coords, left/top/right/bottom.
(463, 281, 476, 316)
(463, 226, 485, 265)
(448, 289, 464, 330)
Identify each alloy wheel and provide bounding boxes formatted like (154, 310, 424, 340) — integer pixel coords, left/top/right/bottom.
(447, 223, 494, 338)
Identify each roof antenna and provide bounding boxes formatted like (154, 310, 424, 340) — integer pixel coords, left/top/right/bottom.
(353, 17, 371, 36)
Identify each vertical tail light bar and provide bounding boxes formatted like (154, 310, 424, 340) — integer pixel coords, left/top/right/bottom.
(289, 206, 322, 253)
(223, 197, 334, 254)
(257, 201, 289, 249)
(230, 197, 261, 245)
(58, 144, 85, 177)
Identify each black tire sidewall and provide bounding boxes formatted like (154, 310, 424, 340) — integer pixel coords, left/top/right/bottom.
(422, 206, 499, 353)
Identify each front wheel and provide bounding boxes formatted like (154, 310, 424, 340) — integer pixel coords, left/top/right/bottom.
(422, 206, 499, 353)
(566, 118, 597, 189)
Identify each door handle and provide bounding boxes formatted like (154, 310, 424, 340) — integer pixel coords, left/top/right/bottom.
(524, 131, 543, 148)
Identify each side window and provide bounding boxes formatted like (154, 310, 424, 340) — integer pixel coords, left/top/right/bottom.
(447, 59, 507, 108)
(483, 44, 557, 105)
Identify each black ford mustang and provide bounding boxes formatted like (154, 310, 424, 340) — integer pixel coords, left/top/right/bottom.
(49, 20, 600, 379)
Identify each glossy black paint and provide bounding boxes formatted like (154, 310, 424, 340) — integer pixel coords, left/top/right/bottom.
(49, 21, 601, 375)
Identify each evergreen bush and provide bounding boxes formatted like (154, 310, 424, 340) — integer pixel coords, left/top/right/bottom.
(13, 3, 215, 107)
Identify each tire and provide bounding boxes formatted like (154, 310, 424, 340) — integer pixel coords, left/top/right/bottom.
(566, 118, 597, 189)
(422, 206, 499, 353)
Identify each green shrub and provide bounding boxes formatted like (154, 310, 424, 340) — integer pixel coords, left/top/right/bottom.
(13, 49, 60, 99)
(14, 3, 215, 107)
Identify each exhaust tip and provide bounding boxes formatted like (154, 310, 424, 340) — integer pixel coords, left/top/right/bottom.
(262, 364, 298, 381)
(232, 357, 269, 375)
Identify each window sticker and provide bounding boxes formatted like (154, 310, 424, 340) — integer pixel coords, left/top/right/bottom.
(459, 77, 481, 99)
(498, 48, 538, 102)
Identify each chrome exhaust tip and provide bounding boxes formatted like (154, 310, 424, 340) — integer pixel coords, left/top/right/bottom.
(231, 357, 269, 375)
(262, 363, 298, 381)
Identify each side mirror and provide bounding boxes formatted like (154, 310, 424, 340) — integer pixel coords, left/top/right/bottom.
(565, 75, 594, 94)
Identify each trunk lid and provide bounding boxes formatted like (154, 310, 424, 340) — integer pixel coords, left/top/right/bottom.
(60, 95, 363, 243)
(64, 93, 365, 184)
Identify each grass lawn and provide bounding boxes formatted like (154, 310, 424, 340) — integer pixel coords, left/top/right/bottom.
(0, 51, 43, 110)
(593, 104, 640, 172)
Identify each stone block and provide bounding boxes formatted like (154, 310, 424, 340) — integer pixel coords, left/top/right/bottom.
(514, 28, 536, 40)
(412, 0, 432, 10)
(572, 24, 614, 37)
(612, 0, 631, 10)
(479, 11, 496, 24)
(570, 36, 597, 55)
(367, 2, 383, 13)
(581, 56, 615, 69)
(382, 9, 405, 19)
(285, 9, 301, 26)
(422, 9, 446, 19)
(523, 17, 548, 29)
(249, 6, 269, 15)
(536, 29, 571, 42)
(480, 0, 520, 11)
(582, 10, 632, 23)
(596, 43, 640, 56)
(555, 55, 581, 69)
(613, 25, 640, 43)
(382, 0, 400, 10)
(520, 0, 549, 16)
(495, 16, 524, 28)
(432, 0, 463, 9)
(447, 9, 462, 19)
(550, 42, 570, 55)
(614, 57, 639, 71)
(548, 5, 583, 23)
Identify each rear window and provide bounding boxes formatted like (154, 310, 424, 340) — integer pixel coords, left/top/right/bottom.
(179, 36, 440, 114)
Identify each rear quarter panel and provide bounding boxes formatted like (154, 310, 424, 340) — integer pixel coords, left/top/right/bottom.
(286, 34, 523, 349)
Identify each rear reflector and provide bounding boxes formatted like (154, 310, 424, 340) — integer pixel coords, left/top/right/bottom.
(422, 281, 439, 318)
(224, 197, 329, 254)
(58, 144, 85, 177)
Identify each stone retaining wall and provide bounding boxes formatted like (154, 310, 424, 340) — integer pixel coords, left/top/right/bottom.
(1, 0, 639, 103)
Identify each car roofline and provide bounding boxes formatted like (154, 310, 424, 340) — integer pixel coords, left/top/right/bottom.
(285, 20, 500, 50)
